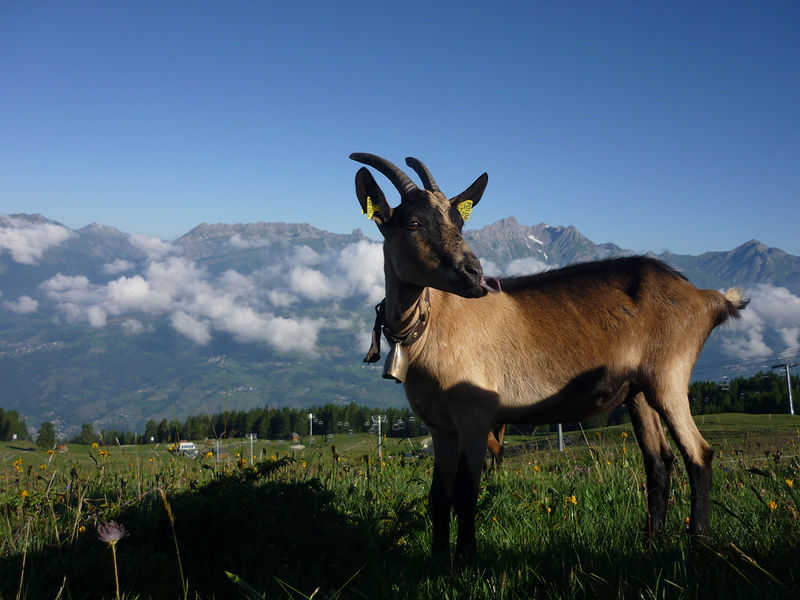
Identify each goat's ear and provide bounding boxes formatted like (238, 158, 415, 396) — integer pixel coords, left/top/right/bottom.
(450, 173, 488, 221)
(355, 167, 393, 229)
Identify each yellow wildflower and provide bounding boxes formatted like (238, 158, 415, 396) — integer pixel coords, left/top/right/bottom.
(768, 500, 777, 511)
(786, 479, 794, 489)
(79, 525, 86, 533)
(39, 464, 47, 471)
(491, 516, 498, 523)
(620, 431, 628, 439)
(205, 451, 213, 459)
(91, 442, 98, 448)
(684, 516, 690, 525)
(533, 465, 540, 472)
(20, 490, 28, 499)
(565, 495, 577, 506)
(46, 449, 54, 456)
(546, 506, 552, 516)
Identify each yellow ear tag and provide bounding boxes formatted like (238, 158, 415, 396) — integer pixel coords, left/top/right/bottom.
(457, 199, 473, 222)
(363, 196, 376, 219)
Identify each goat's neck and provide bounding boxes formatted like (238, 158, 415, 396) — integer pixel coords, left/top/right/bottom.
(384, 270, 427, 340)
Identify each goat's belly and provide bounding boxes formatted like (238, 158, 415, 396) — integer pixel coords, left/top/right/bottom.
(496, 368, 634, 426)
(404, 364, 635, 432)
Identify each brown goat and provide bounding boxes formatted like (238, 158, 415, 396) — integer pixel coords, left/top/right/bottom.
(486, 424, 505, 471)
(351, 152, 747, 558)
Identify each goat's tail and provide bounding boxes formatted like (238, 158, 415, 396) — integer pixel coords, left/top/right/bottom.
(724, 288, 749, 316)
(711, 288, 748, 327)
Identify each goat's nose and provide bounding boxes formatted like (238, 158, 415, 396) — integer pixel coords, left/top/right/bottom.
(463, 255, 483, 278)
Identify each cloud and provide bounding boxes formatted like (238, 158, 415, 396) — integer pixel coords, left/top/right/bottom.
(121, 319, 151, 335)
(87, 305, 107, 327)
(720, 284, 800, 359)
(129, 234, 175, 260)
(337, 240, 385, 302)
(171, 310, 212, 345)
(266, 290, 297, 307)
(290, 266, 335, 301)
(480, 255, 552, 278)
(32, 237, 390, 355)
(503, 256, 551, 276)
(39, 250, 328, 354)
(3, 295, 39, 314)
(229, 234, 270, 249)
(293, 245, 322, 266)
(106, 274, 173, 314)
(286, 240, 385, 304)
(102, 259, 135, 274)
(0, 217, 74, 264)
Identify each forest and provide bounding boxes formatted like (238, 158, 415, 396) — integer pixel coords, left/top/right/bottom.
(3, 371, 797, 446)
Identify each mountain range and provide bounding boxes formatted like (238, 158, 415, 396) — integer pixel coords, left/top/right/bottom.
(1, 213, 798, 437)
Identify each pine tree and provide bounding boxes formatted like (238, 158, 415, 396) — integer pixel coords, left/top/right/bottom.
(37, 422, 57, 449)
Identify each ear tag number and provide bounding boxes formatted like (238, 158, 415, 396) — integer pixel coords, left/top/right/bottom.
(364, 196, 376, 219)
(457, 199, 473, 222)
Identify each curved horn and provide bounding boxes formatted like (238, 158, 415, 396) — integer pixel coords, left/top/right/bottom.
(349, 153, 417, 196)
(405, 157, 440, 193)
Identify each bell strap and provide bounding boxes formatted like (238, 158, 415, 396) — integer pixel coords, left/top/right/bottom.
(363, 289, 431, 363)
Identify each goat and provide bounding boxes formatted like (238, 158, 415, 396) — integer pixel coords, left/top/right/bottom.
(486, 424, 505, 471)
(351, 152, 747, 558)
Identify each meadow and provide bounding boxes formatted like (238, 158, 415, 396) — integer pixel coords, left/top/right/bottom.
(1, 415, 798, 599)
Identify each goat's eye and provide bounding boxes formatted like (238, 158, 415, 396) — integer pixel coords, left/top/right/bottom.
(408, 219, 421, 231)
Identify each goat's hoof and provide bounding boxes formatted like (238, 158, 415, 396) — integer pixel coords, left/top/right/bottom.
(431, 543, 450, 567)
(454, 544, 477, 564)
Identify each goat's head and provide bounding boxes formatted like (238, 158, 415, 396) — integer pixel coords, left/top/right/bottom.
(351, 153, 500, 298)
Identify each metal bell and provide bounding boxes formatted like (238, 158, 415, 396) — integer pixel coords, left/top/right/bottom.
(382, 342, 409, 383)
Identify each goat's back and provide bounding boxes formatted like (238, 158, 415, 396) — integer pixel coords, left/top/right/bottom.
(413, 257, 741, 419)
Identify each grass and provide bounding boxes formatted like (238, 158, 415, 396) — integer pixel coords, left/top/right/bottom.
(1, 415, 799, 599)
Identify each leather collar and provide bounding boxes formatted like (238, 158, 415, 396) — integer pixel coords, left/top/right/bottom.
(364, 288, 431, 363)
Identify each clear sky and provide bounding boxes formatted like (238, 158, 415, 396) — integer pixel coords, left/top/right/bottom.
(1, 1, 798, 256)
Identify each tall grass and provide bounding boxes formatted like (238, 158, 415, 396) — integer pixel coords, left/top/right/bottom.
(0, 425, 798, 599)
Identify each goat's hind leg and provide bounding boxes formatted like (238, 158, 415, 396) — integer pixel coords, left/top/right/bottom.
(628, 392, 675, 534)
(647, 384, 714, 536)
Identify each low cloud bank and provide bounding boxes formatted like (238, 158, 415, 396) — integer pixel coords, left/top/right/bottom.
(10, 223, 798, 362)
(720, 284, 800, 360)
(3, 295, 39, 314)
(0, 217, 74, 264)
(36, 238, 387, 355)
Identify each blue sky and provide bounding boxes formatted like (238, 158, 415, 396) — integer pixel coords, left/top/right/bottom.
(1, 1, 798, 256)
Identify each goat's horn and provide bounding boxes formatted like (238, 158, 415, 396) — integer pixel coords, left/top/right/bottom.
(405, 157, 440, 193)
(350, 153, 418, 196)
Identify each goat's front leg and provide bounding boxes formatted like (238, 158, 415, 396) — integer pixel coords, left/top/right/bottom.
(452, 436, 488, 558)
(430, 430, 459, 558)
